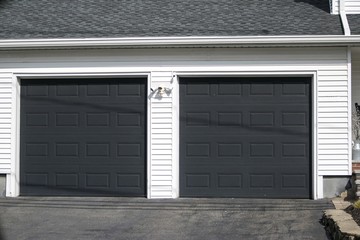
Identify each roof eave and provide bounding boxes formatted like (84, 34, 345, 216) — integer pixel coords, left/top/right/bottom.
(0, 35, 360, 49)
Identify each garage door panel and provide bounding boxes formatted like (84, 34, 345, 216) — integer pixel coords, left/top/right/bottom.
(181, 165, 309, 198)
(22, 165, 145, 196)
(21, 78, 146, 196)
(181, 105, 309, 135)
(22, 79, 145, 104)
(180, 77, 311, 198)
(181, 135, 309, 166)
(21, 106, 145, 135)
(21, 138, 145, 167)
(180, 77, 310, 105)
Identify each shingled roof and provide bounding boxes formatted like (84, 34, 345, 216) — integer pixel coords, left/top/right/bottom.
(348, 15, 360, 35)
(0, 0, 344, 39)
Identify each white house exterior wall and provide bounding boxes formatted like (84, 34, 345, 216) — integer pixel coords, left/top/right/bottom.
(332, 0, 360, 14)
(0, 46, 351, 199)
(0, 73, 12, 174)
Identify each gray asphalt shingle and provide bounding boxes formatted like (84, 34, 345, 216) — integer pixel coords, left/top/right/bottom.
(0, 0, 343, 39)
(348, 15, 360, 35)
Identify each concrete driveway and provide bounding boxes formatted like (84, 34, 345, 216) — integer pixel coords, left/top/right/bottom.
(0, 197, 332, 240)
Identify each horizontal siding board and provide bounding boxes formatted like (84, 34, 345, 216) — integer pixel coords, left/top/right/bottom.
(152, 144, 172, 150)
(318, 128, 348, 134)
(152, 149, 172, 155)
(318, 91, 348, 97)
(318, 149, 348, 154)
(151, 165, 172, 170)
(151, 155, 173, 160)
(318, 86, 348, 92)
(0, 165, 11, 174)
(318, 70, 348, 76)
(318, 107, 348, 112)
(318, 118, 348, 123)
(152, 108, 172, 113)
(318, 155, 349, 160)
(0, 148, 11, 154)
(318, 165, 349, 170)
(318, 97, 348, 102)
(152, 171, 172, 176)
(317, 75, 348, 81)
(318, 139, 349, 144)
(151, 118, 173, 124)
(152, 176, 172, 181)
(152, 123, 172, 129)
(318, 144, 348, 149)
(152, 139, 173, 145)
(318, 133, 348, 138)
(318, 102, 348, 107)
(149, 185, 172, 190)
(151, 180, 172, 186)
(318, 122, 349, 129)
(319, 160, 350, 165)
(318, 112, 348, 117)
(152, 113, 172, 118)
(151, 129, 172, 134)
(318, 81, 348, 86)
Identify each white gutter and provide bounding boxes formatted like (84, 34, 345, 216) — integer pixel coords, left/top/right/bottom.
(0, 36, 360, 49)
(340, 0, 351, 35)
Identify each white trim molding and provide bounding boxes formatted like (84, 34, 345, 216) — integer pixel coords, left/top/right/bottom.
(0, 36, 360, 50)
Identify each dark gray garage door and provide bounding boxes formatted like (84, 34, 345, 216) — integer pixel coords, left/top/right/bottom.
(180, 77, 311, 198)
(20, 78, 146, 196)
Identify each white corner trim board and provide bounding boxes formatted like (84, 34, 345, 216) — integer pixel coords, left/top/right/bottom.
(0, 36, 359, 49)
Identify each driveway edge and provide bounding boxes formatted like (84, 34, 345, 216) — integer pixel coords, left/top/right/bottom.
(322, 198, 360, 240)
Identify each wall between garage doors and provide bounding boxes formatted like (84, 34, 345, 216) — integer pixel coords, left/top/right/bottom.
(0, 46, 351, 198)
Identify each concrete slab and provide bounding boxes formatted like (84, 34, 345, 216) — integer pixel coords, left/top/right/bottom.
(332, 197, 352, 210)
(0, 197, 333, 240)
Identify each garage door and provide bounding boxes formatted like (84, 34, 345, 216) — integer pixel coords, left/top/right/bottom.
(180, 77, 311, 198)
(20, 78, 146, 196)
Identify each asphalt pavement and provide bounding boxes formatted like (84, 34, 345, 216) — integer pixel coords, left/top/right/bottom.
(0, 197, 333, 240)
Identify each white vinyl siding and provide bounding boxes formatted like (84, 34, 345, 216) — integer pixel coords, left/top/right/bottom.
(149, 71, 174, 198)
(332, 0, 360, 14)
(0, 73, 13, 174)
(0, 46, 351, 198)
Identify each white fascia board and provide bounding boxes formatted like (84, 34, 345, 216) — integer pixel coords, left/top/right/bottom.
(0, 36, 360, 49)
